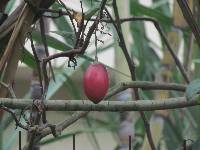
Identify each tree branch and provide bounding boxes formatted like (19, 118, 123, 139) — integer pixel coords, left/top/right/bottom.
(177, 0, 200, 48)
(40, 111, 88, 138)
(0, 105, 28, 130)
(106, 81, 186, 99)
(112, 1, 156, 149)
(0, 81, 16, 98)
(0, 96, 198, 111)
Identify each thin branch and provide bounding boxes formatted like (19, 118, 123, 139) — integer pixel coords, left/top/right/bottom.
(106, 81, 186, 99)
(0, 96, 199, 111)
(74, 1, 85, 49)
(0, 81, 16, 98)
(111, 1, 156, 149)
(177, 0, 200, 48)
(39, 8, 70, 18)
(28, 32, 43, 94)
(40, 111, 88, 138)
(80, 0, 108, 53)
(39, 17, 55, 81)
(57, 0, 77, 35)
(0, 105, 28, 130)
(154, 21, 190, 83)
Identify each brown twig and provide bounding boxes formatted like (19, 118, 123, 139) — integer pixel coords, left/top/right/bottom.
(28, 32, 43, 94)
(111, 1, 156, 149)
(106, 81, 186, 99)
(177, 0, 200, 48)
(40, 8, 70, 18)
(39, 17, 55, 81)
(0, 81, 16, 98)
(57, 0, 77, 36)
(0, 105, 28, 130)
(74, 1, 85, 48)
(80, 0, 107, 53)
(40, 111, 88, 138)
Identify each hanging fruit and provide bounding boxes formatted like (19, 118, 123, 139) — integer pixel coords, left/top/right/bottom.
(83, 63, 109, 104)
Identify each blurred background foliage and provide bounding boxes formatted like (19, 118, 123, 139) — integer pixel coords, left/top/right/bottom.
(0, 0, 200, 149)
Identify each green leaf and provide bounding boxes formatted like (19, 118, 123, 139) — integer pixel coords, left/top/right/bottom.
(40, 131, 83, 145)
(63, 74, 82, 99)
(131, 21, 160, 81)
(51, 2, 74, 46)
(82, 0, 99, 7)
(151, 0, 169, 9)
(130, 1, 172, 27)
(5, 0, 15, 13)
(32, 31, 73, 51)
(50, 30, 74, 37)
(186, 79, 200, 100)
(193, 59, 200, 64)
(163, 111, 183, 149)
(51, 12, 72, 35)
(85, 6, 99, 19)
(20, 49, 36, 69)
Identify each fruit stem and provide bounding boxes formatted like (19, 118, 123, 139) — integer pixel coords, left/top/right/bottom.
(94, 28, 99, 63)
(94, 55, 98, 63)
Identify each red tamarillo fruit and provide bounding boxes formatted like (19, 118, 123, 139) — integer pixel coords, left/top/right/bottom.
(83, 63, 109, 104)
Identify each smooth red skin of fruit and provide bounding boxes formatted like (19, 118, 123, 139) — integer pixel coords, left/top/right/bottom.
(83, 63, 109, 104)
